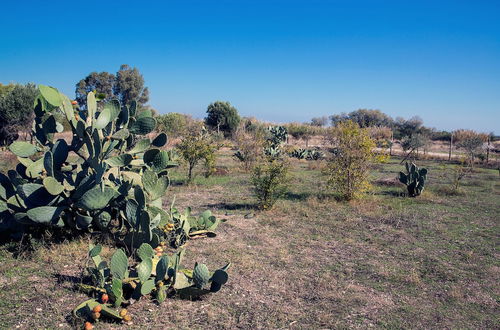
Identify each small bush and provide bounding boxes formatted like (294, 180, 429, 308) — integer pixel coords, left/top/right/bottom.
(177, 128, 219, 183)
(251, 159, 289, 210)
(324, 120, 376, 200)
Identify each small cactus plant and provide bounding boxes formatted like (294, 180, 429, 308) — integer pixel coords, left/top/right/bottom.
(399, 162, 428, 197)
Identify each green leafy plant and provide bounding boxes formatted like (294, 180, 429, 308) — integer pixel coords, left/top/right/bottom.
(325, 120, 376, 200)
(399, 162, 428, 197)
(251, 159, 289, 210)
(176, 128, 219, 183)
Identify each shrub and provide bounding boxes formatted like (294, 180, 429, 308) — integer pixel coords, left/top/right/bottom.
(324, 120, 376, 200)
(205, 101, 240, 137)
(286, 123, 316, 147)
(156, 112, 190, 138)
(176, 128, 218, 183)
(251, 159, 289, 210)
(0, 83, 38, 146)
(233, 129, 265, 171)
(454, 129, 487, 167)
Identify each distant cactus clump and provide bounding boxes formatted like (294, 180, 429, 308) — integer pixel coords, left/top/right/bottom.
(399, 162, 428, 197)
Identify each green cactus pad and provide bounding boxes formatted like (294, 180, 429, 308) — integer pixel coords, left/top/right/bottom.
(110, 249, 128, 280)
(137, 258, 153, 282)
(193, 263, 210, 289)
(140, 279, 155, 295)
(26, 206, 64, 224)
(77, 186, 118, 211)
(39, 85, 62, 107)
(152, 133, 168, 147)
(105, 154, 133, 167)
(9, 141, 39, 158)
(130, 117, 156, 135)
(43, 177, 64, 195)
(95, 107, 111, 130)
(137, 243, 155, 261)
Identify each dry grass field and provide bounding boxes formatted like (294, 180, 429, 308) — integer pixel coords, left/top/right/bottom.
(0, 147, 498, 329)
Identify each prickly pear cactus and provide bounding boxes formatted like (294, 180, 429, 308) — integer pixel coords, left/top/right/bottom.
(0, 85, 221, 250)
(399, 162, 428, 197)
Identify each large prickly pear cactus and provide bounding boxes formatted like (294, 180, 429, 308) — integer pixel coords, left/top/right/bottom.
(264, 125, 287, 158)
(0, 85, 218, 249)
(398, 162, 428, 197)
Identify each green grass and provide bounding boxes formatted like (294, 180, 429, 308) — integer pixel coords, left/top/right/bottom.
(0, 152, 498, 329)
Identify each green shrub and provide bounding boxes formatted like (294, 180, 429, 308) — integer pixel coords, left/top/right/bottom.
(176, 128, 219, 183)
(325, 120, 376, 200)
(205, 101, 240, 137)
(251, 159, 289, 210)
(0, 83, 38, 146)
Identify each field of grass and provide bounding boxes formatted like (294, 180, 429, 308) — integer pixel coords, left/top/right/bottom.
(0, 148, 498, 329)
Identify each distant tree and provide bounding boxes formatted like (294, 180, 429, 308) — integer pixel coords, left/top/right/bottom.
(394, 116, 423, 139)
(286, 123, 316, 147)
(330, 109, 394, 128)
(114, 64, 149, 107)
(75, 71, 116, 106)
(454, 129, 487, 167)
(75, 64, 149, 108)
(205, 101, 240, 136)
(310, 116, 328, 127)
(156, 112, 191, 138)
(0, 83, 38, 145)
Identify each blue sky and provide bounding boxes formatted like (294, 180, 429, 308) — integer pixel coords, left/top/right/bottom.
(1, 0, 499, 133)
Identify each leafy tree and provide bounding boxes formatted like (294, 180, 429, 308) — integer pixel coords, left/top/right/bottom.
(330, 109, 394, 128)
(156, 112, 191, 138)
(286, 123, 316, 147)
(176, 128, 218, 183)
(75, 64, 149, 108)
(75, 71, 116, 106)
(325, 120, 376, 200)
(311, 116, 328, 127)
(454, 129, 487, 167)
(394, 116, 423, 139)
(0, 83, 38, 146)
(114, 64, 149, 107)
(205, 101, 240, 136)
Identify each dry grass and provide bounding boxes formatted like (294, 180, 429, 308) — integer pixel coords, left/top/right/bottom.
(0, 155, 499, 329)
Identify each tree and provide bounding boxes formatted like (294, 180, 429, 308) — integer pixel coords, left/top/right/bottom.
(156, 112, 191, 138)
(454, 129, 487, 167)
(286, 123, 316, 147)
(311, 116, 328, 127)
(75, 64, 149, 108)
(325, 120, 376, 200)
(0, 83, 38, 146)
(330, 109, 394, 128)
(205, 101, 240, 137)
(176, 128, 218, 183)
(75, 71, 116, 106)
(114, 64, 149, 107)
(394, 116, 423, 139)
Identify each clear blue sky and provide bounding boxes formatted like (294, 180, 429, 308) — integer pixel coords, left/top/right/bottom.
(1, 0, 499, 133)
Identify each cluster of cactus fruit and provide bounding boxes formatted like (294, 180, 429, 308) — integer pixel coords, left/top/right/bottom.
(75, 243, 230, 325)
(289, 148, 324, 160)
(399, 162, 428, 197)
(0, 85, 230, 326)
(264, 126, 288, 158)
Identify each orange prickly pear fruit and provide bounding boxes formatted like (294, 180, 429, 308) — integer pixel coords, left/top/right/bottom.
(84, 321, 93, 330)
(101, 293, 109, 303)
